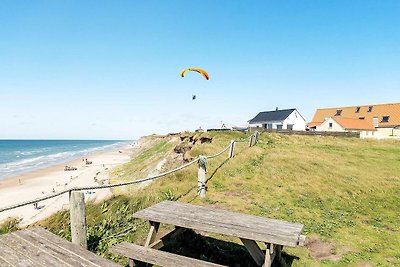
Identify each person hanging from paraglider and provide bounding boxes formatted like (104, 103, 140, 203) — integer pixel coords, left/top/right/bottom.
(180, 68, 209, 100)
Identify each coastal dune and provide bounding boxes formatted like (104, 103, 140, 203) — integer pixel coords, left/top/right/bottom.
(0, 143, 138, 226)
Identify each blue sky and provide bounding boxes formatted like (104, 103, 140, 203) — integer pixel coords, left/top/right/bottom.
(0, 1, 399, 139)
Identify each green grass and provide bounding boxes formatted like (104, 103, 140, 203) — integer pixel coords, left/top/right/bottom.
(0, 218, 20, 235)
(33, 132, 400, 266)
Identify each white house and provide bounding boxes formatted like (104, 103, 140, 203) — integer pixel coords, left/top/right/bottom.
(248, 108, 307, 131)
(315, 117, 377, 138)
(308, 103, 400, 139)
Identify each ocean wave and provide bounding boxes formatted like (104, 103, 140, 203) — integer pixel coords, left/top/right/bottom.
(0, 141, 131, 179)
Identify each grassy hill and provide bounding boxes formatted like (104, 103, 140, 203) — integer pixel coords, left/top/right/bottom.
(27, 131, 400, 266)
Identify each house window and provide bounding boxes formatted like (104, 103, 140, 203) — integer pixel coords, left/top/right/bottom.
(355, 107, 360, 113)
(329, 123, 333, 128)
(277, 124, 283, 130)
(381, 116, 390, 123)
(367, 106, 373, 112)
(335, 110, 342, 116)
(267, 123, 273, 129)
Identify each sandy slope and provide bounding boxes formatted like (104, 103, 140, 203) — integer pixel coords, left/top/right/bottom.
(0, 141, 141, 226)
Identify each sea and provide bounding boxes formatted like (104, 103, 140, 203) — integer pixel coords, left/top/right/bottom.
(0, 140, 131, 180)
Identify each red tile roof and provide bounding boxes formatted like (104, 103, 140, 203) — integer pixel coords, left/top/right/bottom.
(332, 117, 376, 130)
(307, 122, 322, 128)
(310, 103, 400, 128)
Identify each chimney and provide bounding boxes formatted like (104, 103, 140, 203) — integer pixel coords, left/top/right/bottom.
(276, 107, 278, 111)
(373, 116, 378, 128)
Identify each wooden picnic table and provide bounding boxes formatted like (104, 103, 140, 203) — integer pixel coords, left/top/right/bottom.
(0, 227, 120, 267)
(112, 200, 305, 266)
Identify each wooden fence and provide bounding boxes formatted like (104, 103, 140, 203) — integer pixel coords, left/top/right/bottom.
(0, 133, 259, 248)
(249, 128, 360, 138)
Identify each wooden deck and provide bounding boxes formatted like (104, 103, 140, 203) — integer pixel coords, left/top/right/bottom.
(134, 200, 304, 247)
(0, 227, 120, 267)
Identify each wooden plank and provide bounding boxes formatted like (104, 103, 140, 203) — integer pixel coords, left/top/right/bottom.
(0, 232, 68, 266)
(240, 238, 265, 266)
(110, 242, 227, 267)
(144, 221, 159, 247)
(299, 234, 306, 246)
(264, 243, 276, 267)
(134, 201, 304, 247)
(0, 256, 13, 267)
(12, 229, 97, 267)
(149, 227, 186, 250)
(28, 228, 120, 267)
(0, 238, 35, 267)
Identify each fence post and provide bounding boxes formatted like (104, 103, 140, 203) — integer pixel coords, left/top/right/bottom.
(228, 140, 235, 158)
(197, 156, 207, 198)
(255, 131, 259, 144)
(69, 191, 87, 249)
(249, 135, 254, 147)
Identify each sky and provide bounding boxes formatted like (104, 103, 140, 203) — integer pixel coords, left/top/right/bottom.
(0, 1, 399, 140)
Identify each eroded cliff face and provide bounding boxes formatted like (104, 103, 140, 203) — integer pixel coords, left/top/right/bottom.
(174, 133, 213, 162)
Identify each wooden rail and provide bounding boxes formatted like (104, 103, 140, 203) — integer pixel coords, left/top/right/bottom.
(249, 128, 360, 138)
(0, 134, 260, 248)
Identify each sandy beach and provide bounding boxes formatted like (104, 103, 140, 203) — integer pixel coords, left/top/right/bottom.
(0, 142, 139, 226)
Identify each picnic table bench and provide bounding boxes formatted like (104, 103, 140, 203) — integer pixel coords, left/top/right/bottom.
(111, 200, 305, 266)
(0, 227, 120, 267)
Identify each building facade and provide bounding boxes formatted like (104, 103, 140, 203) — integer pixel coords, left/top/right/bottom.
(249, 108, 306, 131)
(308, 103, 400, 138)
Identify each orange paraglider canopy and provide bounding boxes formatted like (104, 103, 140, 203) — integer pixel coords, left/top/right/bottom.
(180, 68, 209, 80)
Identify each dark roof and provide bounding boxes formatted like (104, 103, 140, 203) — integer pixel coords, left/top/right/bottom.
(249, 109, 296, 123)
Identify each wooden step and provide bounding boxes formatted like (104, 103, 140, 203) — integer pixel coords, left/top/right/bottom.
(110, 242, 227, 267)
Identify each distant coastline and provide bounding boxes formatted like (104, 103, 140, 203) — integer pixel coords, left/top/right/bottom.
(0, 140, 133, 180)
(0, 139, 141, 226)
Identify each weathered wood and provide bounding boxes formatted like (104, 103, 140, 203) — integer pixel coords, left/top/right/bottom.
(264, 243, 276, 267)
(110, 242, 226, 267)
(249, 128, 360, 138)
(249, 135, 254, 147)
(134, 201, 304, 247)
(0, 256, 13, 267)
(298, 234, 306, 246)
(11, 229, 98, 266)
(29, 227, 120, 266)
(240, 238, 265, 266)
(69, 191, 87, 249)
(0, 237, 36, 267)
(149, 227, 186, 250)
(228, 140, 235, 158)
(0, 232, 70, 266)
(255, 131, 260, 144)
(144, 221, 160, 247)
(197, 156, 207, 198)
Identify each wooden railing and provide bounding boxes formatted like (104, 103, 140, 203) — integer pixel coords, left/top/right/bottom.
(249, 128, 360, 138)
(0, 133, 260, 248)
